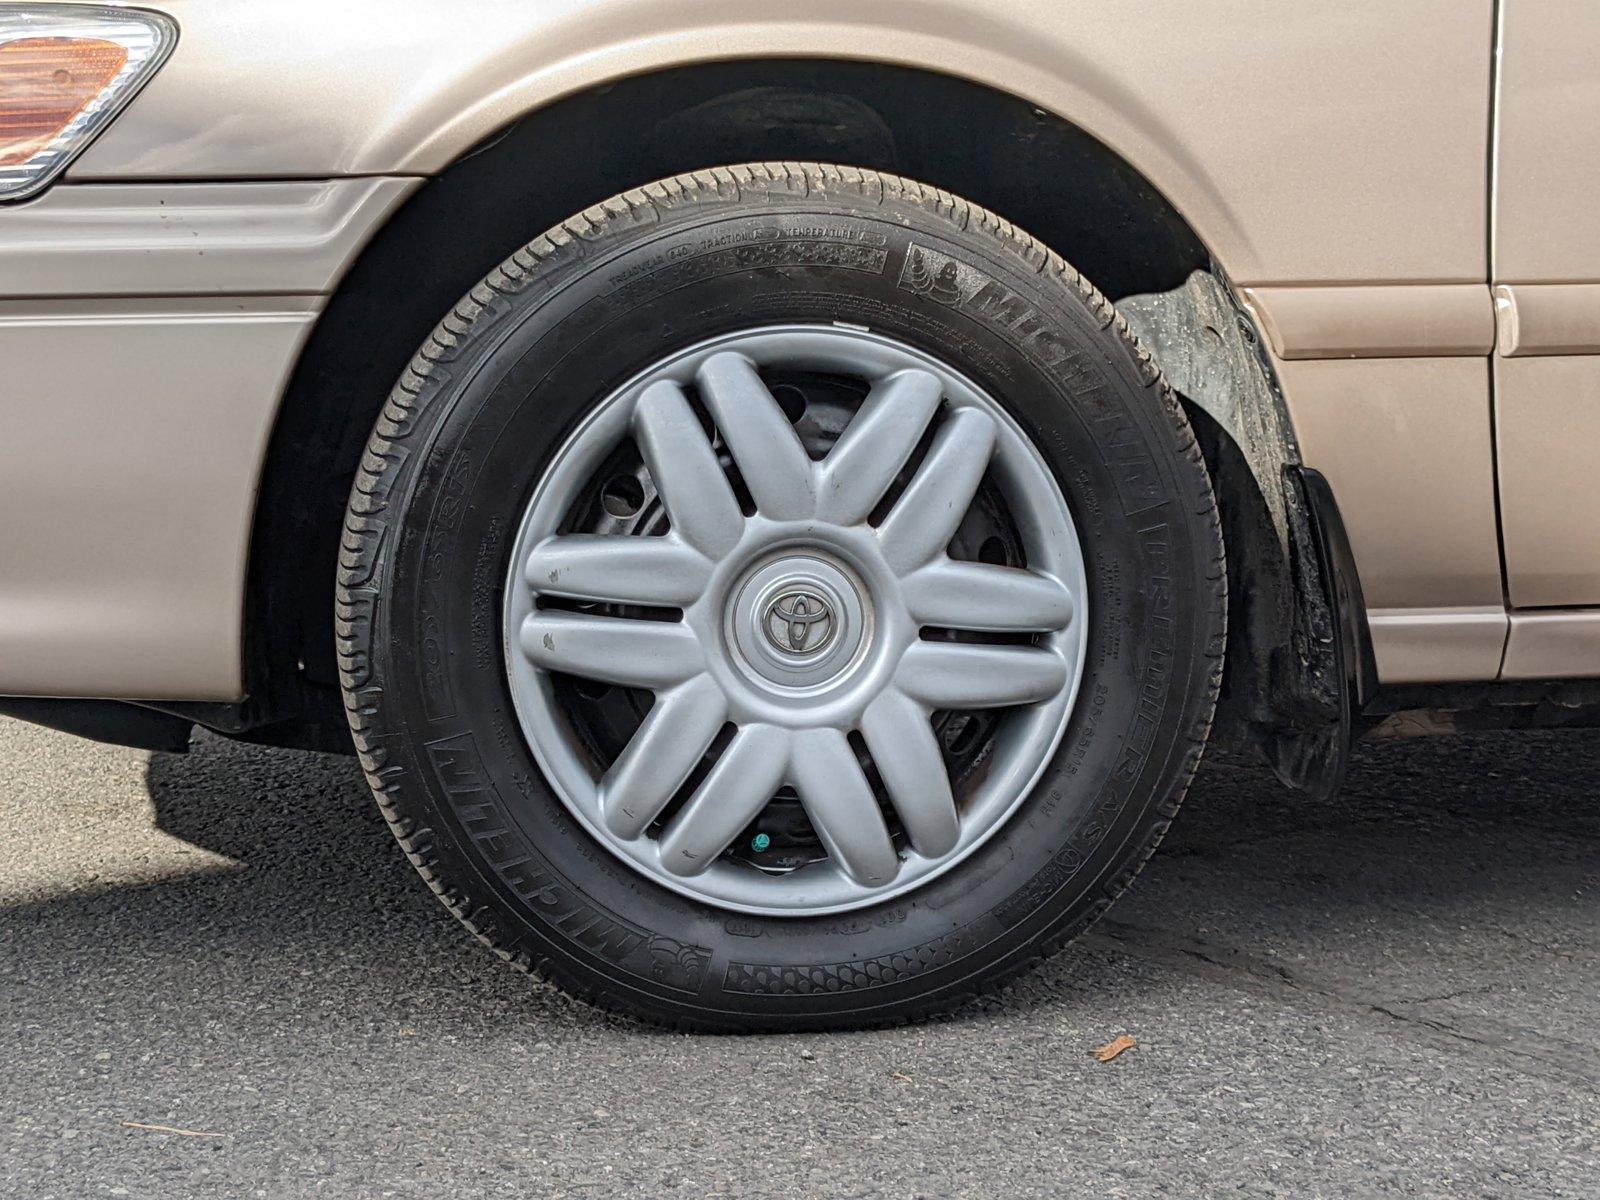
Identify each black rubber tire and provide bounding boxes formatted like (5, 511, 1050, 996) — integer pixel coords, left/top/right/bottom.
(336, 163, 1225, 1032)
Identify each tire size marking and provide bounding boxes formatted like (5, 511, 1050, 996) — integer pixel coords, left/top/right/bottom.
(1116, 525, 1176, 783)
(469, 516, 504, 673)
(608, 233, 887, 294)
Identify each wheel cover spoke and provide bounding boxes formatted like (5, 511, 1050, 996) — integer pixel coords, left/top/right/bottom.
(518, 611, 704, 690)
(901, 558, 1075, 633)
(504, 326, 1088, 916)
(632, 380, 743, 558)
(860, 689, 959, 858)
(877, 407, 998, 573)
(789, 727, 900, 886)
(600, 675, 728, 839)
(659, 725, 790, 877)
(895, 641, 1070, 709)
(524, 533, 709, 607)
(815, 368, 943, 525)
(696, 352, 816, 520)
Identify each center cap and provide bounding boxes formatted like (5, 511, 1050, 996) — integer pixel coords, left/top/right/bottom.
(727, 553, 871, 693)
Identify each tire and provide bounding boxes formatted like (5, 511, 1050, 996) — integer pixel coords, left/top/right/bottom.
(336, 163, 1225, 1031)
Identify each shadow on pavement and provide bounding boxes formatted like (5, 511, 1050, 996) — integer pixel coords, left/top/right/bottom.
(3, 726, 1596, 1046)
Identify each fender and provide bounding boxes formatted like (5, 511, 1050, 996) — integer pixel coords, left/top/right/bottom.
(72, 0, 1487, 288)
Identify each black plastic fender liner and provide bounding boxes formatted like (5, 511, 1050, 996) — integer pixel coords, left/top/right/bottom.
(1119, 269, 1375, 799)
(1297, 466, 1379, 715)
(1263, 466, 1378, 799)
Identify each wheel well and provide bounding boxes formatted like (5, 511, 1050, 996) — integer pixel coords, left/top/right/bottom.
(247, 57, 1290, 750)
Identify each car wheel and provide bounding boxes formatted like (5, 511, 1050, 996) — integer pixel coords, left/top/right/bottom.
(336, 163, 1224, 1030)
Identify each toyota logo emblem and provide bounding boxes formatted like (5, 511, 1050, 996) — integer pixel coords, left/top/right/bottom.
(763, 590, 836, 655)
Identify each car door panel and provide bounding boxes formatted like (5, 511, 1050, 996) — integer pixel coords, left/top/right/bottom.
(1493, 1, 1600, 623)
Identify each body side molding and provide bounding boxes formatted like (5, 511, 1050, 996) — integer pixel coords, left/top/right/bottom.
(1245, 284, 1494, 359)
(1494, 284, 1600, 356)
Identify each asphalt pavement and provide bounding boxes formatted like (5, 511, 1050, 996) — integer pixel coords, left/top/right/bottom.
(1, 716, 1595, 1198)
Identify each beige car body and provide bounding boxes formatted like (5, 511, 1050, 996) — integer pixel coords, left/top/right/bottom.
(2, 0, 1597, 700)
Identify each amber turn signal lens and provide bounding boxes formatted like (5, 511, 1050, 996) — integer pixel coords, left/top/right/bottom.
(0, 8, 174, 201)
(0, 37, 129, 167)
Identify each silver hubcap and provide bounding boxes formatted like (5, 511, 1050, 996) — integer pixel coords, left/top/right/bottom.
(503, 326, 1088, 915)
